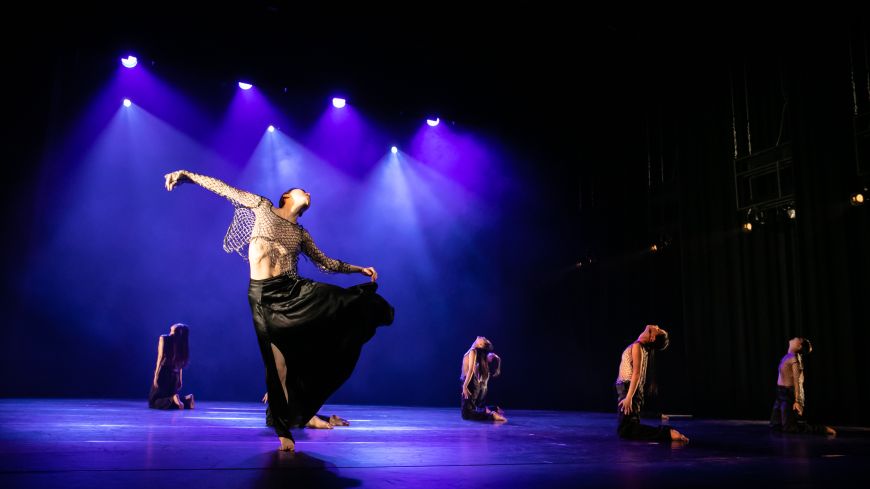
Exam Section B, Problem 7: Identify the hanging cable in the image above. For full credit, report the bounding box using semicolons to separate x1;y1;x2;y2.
646;114;652;192
850;33;859;116
659;107;665;184
776;58;789;147
743;62;752;155
729;68;739;159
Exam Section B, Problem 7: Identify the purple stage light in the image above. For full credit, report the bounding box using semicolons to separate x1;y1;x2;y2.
426;117;440;127
121;56;138;69
123;98;132;107
268;125;275;133
332;97;347;109
391;146;398;154
238;82;253;90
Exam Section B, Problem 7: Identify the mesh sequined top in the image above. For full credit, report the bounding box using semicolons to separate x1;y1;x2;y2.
777;353;806;405
615;341;649;387
186;172;355;279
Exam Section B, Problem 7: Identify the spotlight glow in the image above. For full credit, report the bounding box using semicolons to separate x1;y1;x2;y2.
121;56;138;69
332;97;347;109
268;125;275;133
742;222;753;233
391;146;398;154
851;193;865;206
238;82;253;90
123;98;132;107
426;117;440;127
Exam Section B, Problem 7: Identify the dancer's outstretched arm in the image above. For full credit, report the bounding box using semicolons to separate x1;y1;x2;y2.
488;353;501;378
617;343;642;414
152;336;165;388
300;228;378;281
461;350;476;399
164;170;262;208
791;360;805;416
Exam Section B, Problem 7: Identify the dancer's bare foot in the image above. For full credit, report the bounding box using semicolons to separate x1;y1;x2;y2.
278;436;295;452
825;426;837;436
328;415;350;427
492;412;508;422
172;394;184;409
305;415;333;429
670;429;689;442
184;394;195;409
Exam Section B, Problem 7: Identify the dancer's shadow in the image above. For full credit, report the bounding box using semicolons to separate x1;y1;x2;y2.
244;451;361;489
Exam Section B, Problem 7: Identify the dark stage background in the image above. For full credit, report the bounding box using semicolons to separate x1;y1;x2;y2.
2;11;867;426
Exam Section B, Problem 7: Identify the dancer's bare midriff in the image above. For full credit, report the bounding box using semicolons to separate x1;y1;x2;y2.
248;237;289;280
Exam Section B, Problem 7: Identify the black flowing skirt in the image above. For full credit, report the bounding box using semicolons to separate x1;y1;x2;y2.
148;365;187;409
248;275;394;438
770;386;829;435
461;378;499;421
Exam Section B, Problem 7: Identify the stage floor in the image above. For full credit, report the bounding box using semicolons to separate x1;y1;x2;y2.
0;399;866;488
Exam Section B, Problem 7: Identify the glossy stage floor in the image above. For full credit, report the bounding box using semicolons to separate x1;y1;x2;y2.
0;399;866;488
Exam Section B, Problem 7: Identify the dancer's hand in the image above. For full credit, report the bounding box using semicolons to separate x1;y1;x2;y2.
792;402;803;416
360;267;378;282
164;170;190;191
462;386;471;399
262;392;268;403
618;397;633;415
